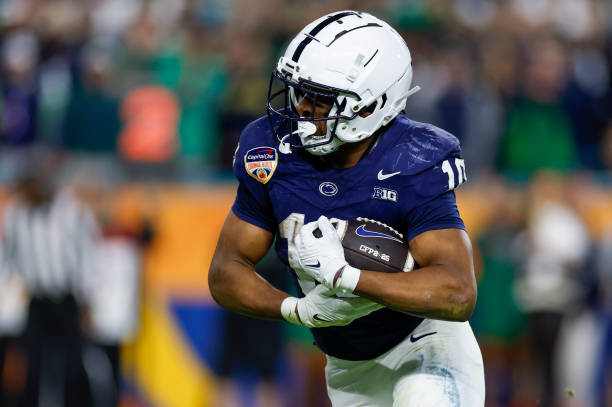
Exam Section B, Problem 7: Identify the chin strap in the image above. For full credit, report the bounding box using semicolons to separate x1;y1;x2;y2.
403;85;421;99
306;137;345;156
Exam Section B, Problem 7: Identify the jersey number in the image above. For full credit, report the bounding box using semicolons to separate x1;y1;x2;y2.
441;158;466;190
279;213;320;295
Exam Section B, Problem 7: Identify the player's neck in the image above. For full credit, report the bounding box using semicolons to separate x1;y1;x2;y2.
303;120;394;169
320;127;387;169
324;136;377;168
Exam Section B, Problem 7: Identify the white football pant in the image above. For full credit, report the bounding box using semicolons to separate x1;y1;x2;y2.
325;319;485;406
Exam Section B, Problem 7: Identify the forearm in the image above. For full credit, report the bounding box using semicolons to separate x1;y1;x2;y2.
352;265;476;321
209;260;291;320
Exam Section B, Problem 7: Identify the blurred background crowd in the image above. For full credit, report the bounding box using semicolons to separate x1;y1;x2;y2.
0;0;612;406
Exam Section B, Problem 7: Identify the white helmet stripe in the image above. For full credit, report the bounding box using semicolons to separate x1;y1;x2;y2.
326;22;381;47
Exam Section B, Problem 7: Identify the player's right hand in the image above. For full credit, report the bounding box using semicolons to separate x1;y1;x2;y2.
293;216;349;290
281;284;383;328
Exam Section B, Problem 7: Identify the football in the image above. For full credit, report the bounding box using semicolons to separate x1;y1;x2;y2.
316;217;414;273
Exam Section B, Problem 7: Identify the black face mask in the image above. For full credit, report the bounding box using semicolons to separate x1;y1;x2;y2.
266;69;362;150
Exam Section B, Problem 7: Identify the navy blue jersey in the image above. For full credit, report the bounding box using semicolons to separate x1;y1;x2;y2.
232;114;467;361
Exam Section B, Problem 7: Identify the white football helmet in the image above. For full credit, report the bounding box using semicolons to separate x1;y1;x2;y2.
267;10;420;155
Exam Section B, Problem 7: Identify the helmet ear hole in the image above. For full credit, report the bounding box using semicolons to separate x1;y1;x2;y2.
359;101;378;118
379;93;387;109
337;97;348;115
289;87;299;113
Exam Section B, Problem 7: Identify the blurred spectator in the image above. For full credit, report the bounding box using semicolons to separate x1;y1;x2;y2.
37;55;72;146
117;1;164;89
218;28;272;170
461;34;517;178
514;171;590;407
63;40;120;152
0;152;103;407
1;30;40;145
71;172;149;407
498;38;577;180
561;47;611;170
433;40;509;179
434;45;473;143
469;177;528;407
153;17;229;169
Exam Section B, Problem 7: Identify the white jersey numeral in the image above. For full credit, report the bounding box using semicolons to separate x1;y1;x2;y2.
441;158;467;190
279;212;305;242
279;213;317;294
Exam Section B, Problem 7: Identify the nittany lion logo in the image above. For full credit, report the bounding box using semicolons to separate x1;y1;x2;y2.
319;182;338;196
244;147;278;184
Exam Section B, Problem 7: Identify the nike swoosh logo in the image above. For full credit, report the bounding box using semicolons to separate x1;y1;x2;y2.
377;170;401;180
355;225;403;243
410;331;437;343
313;314;331;322
305;261;321;268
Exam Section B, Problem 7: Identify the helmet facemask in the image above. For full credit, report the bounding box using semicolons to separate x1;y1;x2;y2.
267;67;362;155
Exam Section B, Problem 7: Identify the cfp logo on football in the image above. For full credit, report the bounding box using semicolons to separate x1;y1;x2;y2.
359;244;391;262
372;187;397;202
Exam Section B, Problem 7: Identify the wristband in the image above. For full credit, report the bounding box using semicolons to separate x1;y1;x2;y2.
334;264;361;293
280;296;302;325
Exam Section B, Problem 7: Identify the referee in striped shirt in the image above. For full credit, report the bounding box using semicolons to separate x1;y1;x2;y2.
0;168;99;406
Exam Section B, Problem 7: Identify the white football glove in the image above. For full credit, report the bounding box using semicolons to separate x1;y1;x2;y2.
294;216;361;293
280;284;383;328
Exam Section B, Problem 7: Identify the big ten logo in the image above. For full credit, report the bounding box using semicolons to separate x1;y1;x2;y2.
372;187;398;202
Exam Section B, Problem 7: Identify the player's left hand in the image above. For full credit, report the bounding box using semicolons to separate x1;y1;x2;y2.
281;284;383;328
294;215;349;290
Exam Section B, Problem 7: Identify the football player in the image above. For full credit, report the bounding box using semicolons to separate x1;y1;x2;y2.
209;10;485;406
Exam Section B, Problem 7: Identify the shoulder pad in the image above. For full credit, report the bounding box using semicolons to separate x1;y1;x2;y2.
378;117;466;209
384;116;462;176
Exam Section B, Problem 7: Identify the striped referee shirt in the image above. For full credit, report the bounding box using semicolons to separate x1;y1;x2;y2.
0;189;99;301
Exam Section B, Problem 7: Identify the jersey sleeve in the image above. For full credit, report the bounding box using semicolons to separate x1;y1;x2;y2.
401;155;467;208
405;190;465;242
232;183;276;232
231;123;277;233
398;153;468;241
